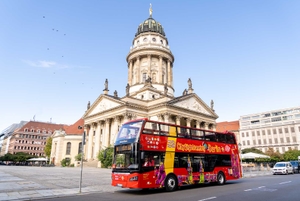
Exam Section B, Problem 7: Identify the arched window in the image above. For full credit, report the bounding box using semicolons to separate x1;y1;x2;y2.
78;142;82;154
66;142;71;155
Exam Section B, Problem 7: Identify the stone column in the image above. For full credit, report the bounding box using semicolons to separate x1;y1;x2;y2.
112;116;121;145
204;123;209;130
163;113;170;123
195;120;200;129
104;119;111;148
159;56;163;83
167;60;171;86
137;57;140;83
129;60;133;85
94;122;101;158
186;118;191;127
147;54;151;77
87;124;93;160
175;116;181;126
170;63;173;86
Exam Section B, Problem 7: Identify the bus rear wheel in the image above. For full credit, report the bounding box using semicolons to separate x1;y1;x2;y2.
217;172;226;185
165;174;178;192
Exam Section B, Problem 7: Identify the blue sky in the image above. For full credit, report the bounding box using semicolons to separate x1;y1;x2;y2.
1;0;300;131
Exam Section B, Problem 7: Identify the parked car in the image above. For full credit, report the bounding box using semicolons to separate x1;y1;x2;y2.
290;161;299;173
272;162;294;175
0;161;6;165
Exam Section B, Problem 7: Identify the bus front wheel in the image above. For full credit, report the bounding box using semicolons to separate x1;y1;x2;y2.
217;172;226;185
165;174;178;192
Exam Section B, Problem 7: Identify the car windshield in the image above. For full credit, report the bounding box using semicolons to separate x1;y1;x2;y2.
290;161;298;166
274;163;286;167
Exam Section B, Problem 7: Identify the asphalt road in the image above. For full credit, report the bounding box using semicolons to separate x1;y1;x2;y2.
43;174;300;201
0;165;297;201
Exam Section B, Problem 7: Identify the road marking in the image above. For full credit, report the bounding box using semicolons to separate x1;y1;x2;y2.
258;186;265;188
198;197;217;201
244;189;252;191
279;181;291;185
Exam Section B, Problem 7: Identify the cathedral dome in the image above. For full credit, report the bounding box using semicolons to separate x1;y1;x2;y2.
135;17;166;37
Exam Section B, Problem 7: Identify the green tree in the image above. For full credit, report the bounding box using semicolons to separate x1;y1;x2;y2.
75;153;83;161
14;152;32;162
265;148;283;162
242;147;263;154
97;146;113;168
283;149;300;161
61;158;71;167
44;137;52;158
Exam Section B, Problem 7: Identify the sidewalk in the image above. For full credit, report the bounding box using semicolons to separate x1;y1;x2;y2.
0;166;272;201
0;166;119;201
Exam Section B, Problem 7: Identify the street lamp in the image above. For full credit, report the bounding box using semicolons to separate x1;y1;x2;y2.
78;125;85;193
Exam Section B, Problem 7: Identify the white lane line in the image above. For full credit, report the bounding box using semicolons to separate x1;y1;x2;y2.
198;197;217;201
244;189;252;191
279;181;291;185
258;186;265;188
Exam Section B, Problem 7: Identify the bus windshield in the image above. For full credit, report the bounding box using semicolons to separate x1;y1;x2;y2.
115;120;143;145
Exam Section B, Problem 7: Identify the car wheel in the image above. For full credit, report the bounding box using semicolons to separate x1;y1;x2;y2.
217;172;226;185
164;174;178;192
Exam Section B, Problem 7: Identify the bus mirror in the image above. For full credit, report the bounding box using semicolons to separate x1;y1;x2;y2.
141;152;144;159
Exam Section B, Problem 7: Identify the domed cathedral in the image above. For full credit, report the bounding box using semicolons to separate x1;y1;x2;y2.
82;5;218;164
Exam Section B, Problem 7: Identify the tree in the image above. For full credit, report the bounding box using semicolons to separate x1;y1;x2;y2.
75;153;83;161
265;148;283;162
44;137;53;158
97;146;113;168
241;147;263;154
283;149;300;161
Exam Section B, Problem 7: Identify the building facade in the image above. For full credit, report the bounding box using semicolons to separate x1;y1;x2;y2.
1;121;65;157
50;119;83;166
239;106;300;153
0;121;28;156
81;8;218;164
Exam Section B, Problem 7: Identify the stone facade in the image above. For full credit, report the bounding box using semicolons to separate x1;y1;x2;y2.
82;11;218;162
239;106;300;153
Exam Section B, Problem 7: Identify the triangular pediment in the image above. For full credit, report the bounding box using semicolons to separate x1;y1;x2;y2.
85;95;124;117
168;94;217;117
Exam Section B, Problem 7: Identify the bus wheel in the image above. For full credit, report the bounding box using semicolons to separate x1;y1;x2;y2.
165;174;178;192
217;172;226;185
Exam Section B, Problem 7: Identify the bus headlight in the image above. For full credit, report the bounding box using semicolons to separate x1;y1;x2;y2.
129;176;138;181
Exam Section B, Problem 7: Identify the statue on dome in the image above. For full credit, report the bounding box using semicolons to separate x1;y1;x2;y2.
104;79;108;90
211;99;214;111
114;90;118;97
126;83;130;96
87;101;90;110
188;78;192;90
149;3;153;17
164;83;168;95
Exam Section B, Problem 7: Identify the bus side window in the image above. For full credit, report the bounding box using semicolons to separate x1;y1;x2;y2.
216;134;226;143
191;129;203;140
160;124;170;136
226;134;235;144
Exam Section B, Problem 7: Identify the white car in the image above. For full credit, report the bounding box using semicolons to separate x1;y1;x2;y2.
272;162;294;175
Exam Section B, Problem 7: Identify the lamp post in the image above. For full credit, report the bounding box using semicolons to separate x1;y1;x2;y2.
78;126;85;193
238;142;243;177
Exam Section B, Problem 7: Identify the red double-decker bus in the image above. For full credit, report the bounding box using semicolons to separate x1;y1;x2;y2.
111;118;241;191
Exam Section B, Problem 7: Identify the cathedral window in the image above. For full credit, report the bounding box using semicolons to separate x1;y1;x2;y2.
66;142;71;155
142;73;147;82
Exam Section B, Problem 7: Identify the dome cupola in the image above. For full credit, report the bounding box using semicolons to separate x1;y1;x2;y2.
135;4;166;37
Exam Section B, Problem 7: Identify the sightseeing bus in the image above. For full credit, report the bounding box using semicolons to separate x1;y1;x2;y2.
111;118;241;191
